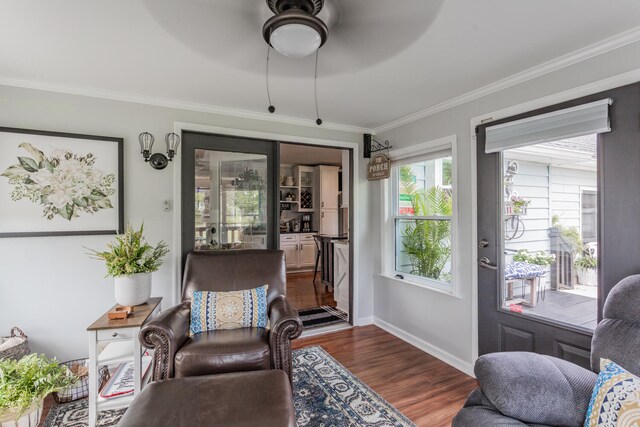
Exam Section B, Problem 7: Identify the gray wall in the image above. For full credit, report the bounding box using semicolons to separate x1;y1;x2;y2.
0;85;369;361
374;40;640;372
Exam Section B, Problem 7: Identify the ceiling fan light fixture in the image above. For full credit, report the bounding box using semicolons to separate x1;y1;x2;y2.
271;24;321;58
263;7;328;58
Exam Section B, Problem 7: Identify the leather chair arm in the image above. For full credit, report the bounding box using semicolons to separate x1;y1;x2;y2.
139;301;191;381
269;296;303;381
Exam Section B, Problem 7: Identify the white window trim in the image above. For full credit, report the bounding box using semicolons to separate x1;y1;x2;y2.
579;186;597;243
380;134;460;297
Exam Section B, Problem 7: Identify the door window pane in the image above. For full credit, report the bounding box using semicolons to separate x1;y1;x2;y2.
500;134;598;331
195;149;267;251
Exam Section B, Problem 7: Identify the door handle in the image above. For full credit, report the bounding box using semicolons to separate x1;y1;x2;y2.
479;257;499;271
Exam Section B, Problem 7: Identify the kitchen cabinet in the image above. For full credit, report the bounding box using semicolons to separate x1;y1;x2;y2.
319;210;339;236
280;233;316;270
313;166;340;234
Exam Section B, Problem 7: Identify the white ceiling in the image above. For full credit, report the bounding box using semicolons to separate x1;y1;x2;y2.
2;1;640;129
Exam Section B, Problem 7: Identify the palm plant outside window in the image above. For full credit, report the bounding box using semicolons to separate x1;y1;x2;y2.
392;156;453;285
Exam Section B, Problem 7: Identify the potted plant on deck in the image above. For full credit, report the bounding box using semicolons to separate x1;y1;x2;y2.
0;354;77;427
89;223;169;306
575;255;597;286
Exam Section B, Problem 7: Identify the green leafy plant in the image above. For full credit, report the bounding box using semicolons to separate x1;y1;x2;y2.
0;354;77;420
399;165;452;281
88;223;169;277
575;255;597;269
513;249;556;266
551;215;583;254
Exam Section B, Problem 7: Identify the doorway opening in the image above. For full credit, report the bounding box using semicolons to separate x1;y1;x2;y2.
279;142;352;330
501;134;598;331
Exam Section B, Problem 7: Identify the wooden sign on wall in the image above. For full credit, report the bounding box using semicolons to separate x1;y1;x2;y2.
368;154;391;180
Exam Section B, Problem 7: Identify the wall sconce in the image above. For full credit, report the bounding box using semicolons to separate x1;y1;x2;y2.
139;132;181;170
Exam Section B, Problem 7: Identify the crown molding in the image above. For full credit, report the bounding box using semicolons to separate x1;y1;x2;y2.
374;25;640;134
0;76;372;135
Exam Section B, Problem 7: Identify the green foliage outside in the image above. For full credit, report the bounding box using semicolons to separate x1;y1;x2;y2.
551;215;583;254
551;215;597;270
88;223;169;277
0;354;77;420
399;165;452;282
513;249;556;266
575;255;597;269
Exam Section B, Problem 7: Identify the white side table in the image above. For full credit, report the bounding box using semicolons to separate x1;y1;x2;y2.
87;297;162;427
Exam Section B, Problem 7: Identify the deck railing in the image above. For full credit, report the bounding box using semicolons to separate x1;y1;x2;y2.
549;227;575;290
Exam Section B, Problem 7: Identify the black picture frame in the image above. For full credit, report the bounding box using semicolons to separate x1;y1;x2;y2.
0;126;124;238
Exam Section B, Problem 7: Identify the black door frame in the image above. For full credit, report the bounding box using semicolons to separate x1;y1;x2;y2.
181;131;279;266
476;82;640;366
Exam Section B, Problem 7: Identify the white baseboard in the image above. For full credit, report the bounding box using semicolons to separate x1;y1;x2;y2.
356;316;374;326
373;317;475;378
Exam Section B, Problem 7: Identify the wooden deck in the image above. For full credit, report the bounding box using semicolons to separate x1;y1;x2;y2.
521;289;597;330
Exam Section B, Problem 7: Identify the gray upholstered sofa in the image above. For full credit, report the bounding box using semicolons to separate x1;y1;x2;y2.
453;274;640;427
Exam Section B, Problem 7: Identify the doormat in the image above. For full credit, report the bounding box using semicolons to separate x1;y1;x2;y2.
299;305;348;329
44;347;415;427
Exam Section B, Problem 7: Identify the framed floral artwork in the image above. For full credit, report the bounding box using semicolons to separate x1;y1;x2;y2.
0;127;123;237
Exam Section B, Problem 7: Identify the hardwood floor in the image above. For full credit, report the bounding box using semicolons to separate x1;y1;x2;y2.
286;271;337;311
40;325;476;427
293;325;478;427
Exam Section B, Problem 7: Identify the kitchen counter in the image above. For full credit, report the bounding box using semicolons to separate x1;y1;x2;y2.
280;230;317;234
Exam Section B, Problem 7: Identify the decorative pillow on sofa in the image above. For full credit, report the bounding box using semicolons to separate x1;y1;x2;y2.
189;285;269;334
584;358;640;427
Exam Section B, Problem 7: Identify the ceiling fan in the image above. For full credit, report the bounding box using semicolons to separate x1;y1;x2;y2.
143;0;443;76
262;0;328;58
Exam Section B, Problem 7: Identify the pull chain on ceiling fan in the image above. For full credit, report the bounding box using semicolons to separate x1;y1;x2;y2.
263;0;327;125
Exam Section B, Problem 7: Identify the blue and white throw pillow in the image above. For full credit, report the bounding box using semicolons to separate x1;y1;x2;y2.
190;285;269;334
584;359;640;426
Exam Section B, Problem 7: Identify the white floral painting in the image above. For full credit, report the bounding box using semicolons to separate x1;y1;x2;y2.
0;128;122;237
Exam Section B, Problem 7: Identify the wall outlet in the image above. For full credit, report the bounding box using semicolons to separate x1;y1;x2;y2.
162;200;171;212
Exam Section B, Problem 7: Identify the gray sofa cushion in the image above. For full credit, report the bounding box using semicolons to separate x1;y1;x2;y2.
474;352;597;426
591;274;640;376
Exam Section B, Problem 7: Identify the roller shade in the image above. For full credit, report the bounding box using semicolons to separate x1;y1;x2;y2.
391;145;452;167
485;98;612;154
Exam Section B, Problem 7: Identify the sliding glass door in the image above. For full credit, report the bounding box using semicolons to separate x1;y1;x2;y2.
181;132;278;263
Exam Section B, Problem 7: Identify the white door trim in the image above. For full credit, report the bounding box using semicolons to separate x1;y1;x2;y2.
170;122;363;324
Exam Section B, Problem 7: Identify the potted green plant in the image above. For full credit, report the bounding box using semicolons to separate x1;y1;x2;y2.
513;249;556;266
88;223;169;306
575;255;597;286
0;354;77;426
509;194;530;215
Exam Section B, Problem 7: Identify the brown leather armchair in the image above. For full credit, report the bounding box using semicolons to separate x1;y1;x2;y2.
139;250;303;383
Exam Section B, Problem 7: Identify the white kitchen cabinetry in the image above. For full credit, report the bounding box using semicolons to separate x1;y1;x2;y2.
319;210;339;236
333;241;349;314
313;166;340;234
280;233;316;270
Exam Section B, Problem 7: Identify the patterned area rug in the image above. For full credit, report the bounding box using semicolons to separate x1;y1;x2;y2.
45;346;415;427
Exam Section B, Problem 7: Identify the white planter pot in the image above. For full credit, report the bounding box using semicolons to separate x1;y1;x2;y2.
0;400;43;427
576;268;597;287
114;273;151;306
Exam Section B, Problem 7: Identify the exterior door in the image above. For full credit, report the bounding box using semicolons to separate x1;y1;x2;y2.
181;131;278;263
477;82;640;368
